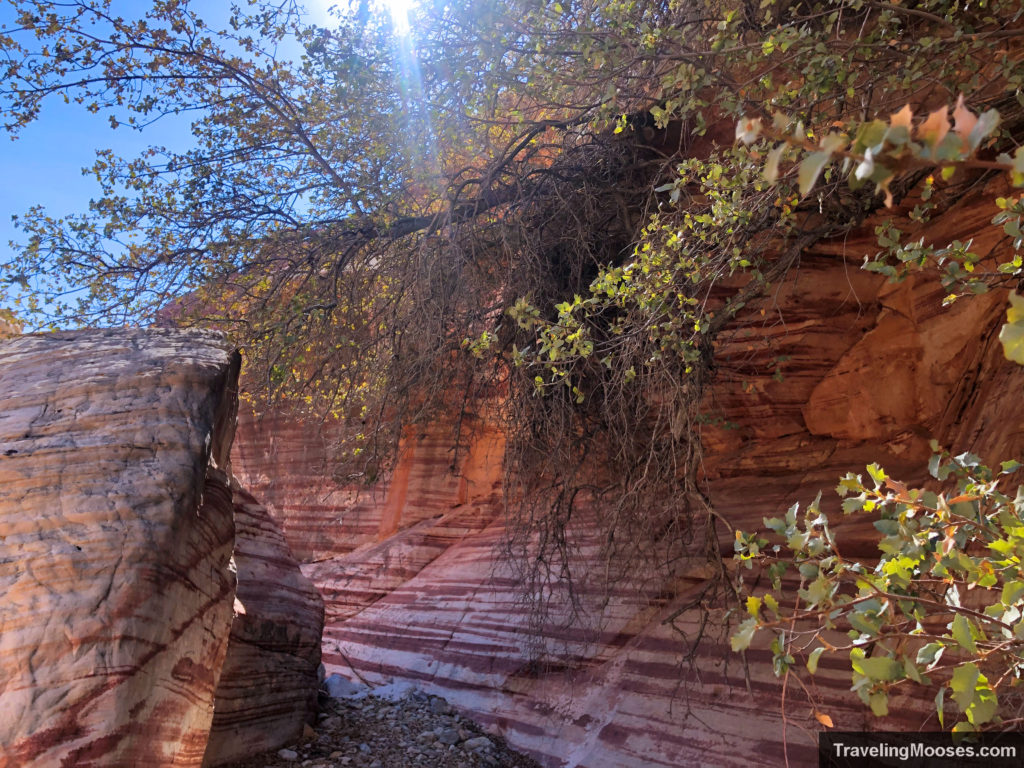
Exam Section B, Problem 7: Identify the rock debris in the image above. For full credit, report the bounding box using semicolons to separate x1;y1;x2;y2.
223;685;542;768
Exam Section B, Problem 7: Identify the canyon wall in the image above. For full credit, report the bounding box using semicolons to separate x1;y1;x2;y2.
0;329;323;768
232;179;1024;767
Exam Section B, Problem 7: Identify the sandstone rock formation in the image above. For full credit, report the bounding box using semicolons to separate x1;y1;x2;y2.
231;181;1024;767
0;329;240;767
0;328;323;768
203;489;325;767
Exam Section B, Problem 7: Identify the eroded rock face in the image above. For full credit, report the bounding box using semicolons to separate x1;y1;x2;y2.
0;328;324;768
232;183;1024;767
202;489;325;767
233;414;506;564
0;329;240;768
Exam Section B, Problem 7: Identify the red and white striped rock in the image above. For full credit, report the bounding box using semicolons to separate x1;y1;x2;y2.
233;184;1024;767
0;329;240;768
203;489;324;766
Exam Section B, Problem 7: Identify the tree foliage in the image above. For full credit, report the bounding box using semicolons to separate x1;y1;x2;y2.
735;450;1024;732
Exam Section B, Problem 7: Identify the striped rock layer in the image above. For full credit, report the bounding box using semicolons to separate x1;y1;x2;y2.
0;329;323;768
0;329;239;768
232;181;1024;767
203;488;325;767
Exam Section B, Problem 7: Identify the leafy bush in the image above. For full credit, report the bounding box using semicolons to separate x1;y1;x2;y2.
734;446;1024;731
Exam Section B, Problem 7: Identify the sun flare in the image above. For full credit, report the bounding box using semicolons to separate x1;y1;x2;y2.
382;0;414;34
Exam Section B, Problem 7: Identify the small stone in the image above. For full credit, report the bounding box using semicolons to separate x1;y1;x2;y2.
325;673;367;699
464;736;493;751
329;753;344;760
303;723;317;740
437;727;460;746
429;697;450;715
418;730;437;744
277;749;299;761
359;743;371;753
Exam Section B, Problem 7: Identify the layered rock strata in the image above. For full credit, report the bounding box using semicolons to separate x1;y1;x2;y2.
0;329;240;767
232;182;1024;766
0;328;324;768
203;489;324;767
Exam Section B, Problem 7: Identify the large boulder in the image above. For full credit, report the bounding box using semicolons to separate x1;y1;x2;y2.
0;329;240;767
202;489;324;766
0;328;325;768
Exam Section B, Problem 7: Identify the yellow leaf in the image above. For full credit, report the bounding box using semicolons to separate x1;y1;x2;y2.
1007;291;1024;324
889;104;913;131
815;711;834;728
918;106;950;147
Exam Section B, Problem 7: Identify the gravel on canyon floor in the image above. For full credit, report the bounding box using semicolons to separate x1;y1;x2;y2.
224;688;543;768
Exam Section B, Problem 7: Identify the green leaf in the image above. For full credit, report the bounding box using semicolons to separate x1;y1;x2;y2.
852;655;903;682
807;646;825;675
951;663;998;726
951;613;978;654
853;120;887;154
799;576;832;606
798;151;831;196
842;496;865;513
936;687;946;728
798;562;818;580
849;611;880;636
967;683;998;726
869;690;889;717
917;642;945;669
950;663;980;711
731;616;758;652
904;657;923;684
1002;580;1024;607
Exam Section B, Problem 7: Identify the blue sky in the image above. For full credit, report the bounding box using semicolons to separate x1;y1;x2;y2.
0;1;339;323
0;103;189;272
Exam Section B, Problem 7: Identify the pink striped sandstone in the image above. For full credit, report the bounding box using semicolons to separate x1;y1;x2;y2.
0;329;240;768
232;183;1024;767
202;489;324;766
0;329;324;768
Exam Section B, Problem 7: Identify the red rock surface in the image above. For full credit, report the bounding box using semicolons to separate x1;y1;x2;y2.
232;182;1024;767
203;489;325;767
0;329;240;768
0;329;325;768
